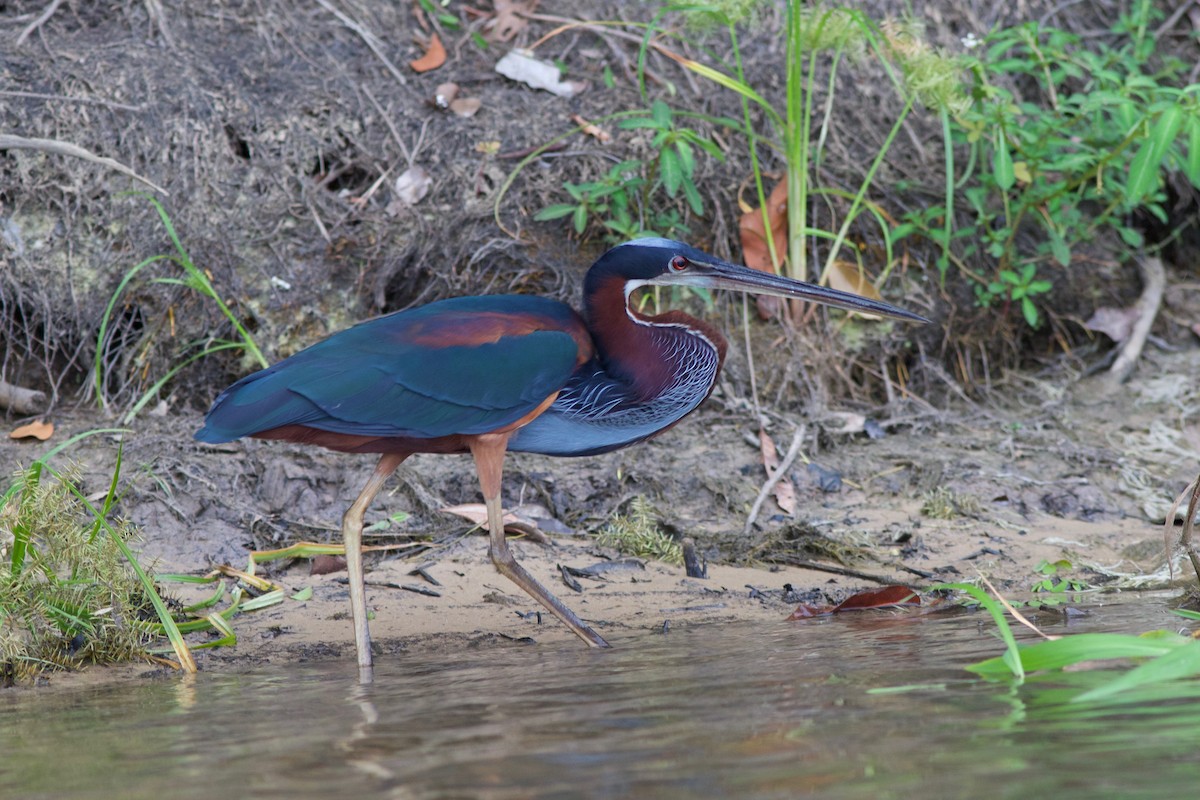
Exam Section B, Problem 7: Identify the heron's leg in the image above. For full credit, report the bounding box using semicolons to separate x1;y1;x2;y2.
470;434;611;648
343;452;408;676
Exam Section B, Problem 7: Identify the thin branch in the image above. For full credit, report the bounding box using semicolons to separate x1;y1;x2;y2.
0;134;168;195
15;0;63;47
313;0;409;89
744;426;806;535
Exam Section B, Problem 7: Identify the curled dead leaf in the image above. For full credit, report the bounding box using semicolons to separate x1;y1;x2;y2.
495;49;586;97
10;419;53;440
570;114;611;143
486;0;535;42
449;97;482;118
391;165;432;208
410;33;446;73
441;503;547;540
787;585;920;619
434;82;459;108
1084;306;1139;344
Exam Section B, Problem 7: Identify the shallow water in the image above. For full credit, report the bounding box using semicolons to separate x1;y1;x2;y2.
3;596;1198;799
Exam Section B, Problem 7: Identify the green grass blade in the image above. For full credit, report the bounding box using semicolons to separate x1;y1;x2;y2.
42;465;196;673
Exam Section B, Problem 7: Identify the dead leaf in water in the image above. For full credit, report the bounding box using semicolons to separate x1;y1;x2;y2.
410;33;446;73
10;419;53;440
787;585;920;619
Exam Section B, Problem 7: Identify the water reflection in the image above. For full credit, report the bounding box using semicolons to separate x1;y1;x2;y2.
2;598;1197;799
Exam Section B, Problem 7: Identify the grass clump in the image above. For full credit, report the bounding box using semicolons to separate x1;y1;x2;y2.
598;496;683;565
0;466;159;681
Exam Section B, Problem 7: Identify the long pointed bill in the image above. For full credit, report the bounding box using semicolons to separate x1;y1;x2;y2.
658;257;929;324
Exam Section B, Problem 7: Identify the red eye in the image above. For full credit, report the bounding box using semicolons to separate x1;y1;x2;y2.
669;255;689;272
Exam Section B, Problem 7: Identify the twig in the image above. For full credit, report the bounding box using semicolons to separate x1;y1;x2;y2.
762;554;903;585
1103;255;1165;389
0;134;167;195
0;90;143;113
978;572;1056;640
1163;473;1200;584
313;0;408;89
15;0;63;47
744;426;806;535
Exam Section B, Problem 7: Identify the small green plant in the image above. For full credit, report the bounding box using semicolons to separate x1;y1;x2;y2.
895;0;1200;328
975;264;1054;328
646;3;963;290
0;457;188;680
922;582;1200;704
598;496;683;565
535;101;723;243
95;194;267;422
1029;558;1091;601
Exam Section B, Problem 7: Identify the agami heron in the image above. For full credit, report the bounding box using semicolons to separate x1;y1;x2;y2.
196;238;926;671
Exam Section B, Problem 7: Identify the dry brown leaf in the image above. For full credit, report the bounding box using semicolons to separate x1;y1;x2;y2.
570;113;611;143
449;97;482;118
10;419;53;440
826;259;882;301
738;179;788;274
738;179;788;320
758;429;796;516
410;33;446;73
434;82;459;108
440;503;545;540
311;554;346;575
486;0;536;42
1085;306;1140;344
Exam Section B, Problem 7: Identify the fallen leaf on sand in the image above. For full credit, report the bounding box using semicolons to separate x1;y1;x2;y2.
410;33;446;73
10;419;53;440
441;503;548;541
311;554;346;575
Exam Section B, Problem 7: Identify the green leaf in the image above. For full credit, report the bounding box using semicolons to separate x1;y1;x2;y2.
618;117;662;131
682;176;703;215
1050;233;1070;267
534;204;579;222
652;99;672;128
1127;104;1184;205
675;139;695;177
572;204;587;234
992;127;1015;191
1118;226;1144;247
1074;641;1200;704
1021;296;1039;327
660;147;682;196
1186;116;1200;189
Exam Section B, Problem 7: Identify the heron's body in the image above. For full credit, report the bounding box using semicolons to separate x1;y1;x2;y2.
196;238;926;678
